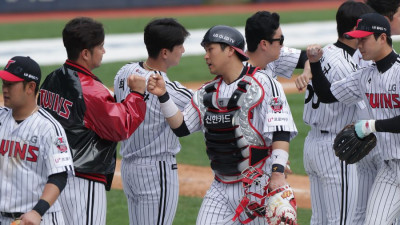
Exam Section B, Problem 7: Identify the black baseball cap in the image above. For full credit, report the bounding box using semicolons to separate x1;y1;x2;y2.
0;56;41;85
344;13;391;39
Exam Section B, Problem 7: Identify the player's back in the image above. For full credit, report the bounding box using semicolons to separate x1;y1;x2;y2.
114;62;192;158
303;43;361;133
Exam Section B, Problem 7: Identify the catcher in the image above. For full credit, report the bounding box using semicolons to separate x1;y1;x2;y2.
147;24;298;225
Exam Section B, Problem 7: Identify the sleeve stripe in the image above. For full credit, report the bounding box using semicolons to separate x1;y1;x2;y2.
166;81;193;100
265;74;279;97
38;108;63;136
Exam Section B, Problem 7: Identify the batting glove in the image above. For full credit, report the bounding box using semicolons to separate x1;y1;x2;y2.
355;120;376;139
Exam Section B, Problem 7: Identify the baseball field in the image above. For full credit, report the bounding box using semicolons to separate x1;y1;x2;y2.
2;1;400;224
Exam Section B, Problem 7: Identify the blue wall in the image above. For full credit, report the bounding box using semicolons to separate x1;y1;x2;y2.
0;0;203;13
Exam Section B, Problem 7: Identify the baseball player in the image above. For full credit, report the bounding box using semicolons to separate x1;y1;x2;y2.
0;56;74;225
147;25;298;224
113;18;192;225
295;2;375;224
38;17;147;225
308;13;400;225
244;11;311;93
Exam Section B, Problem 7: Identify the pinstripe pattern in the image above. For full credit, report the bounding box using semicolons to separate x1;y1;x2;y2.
364;160;400;225
0;107;73;216
182;68;297;224
303;43;363;225
331;54;400;224
121;155;179;225
114;62;189;225
332;58;400;160
267;46;301;79
184;70;297;144
304;129;358;225
59;176;106;225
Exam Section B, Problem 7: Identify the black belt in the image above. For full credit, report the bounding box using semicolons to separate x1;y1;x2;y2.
321;130;329;134
1;212;23;219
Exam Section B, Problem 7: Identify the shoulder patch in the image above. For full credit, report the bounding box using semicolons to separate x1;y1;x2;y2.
269;97;283;112
55;137;68;153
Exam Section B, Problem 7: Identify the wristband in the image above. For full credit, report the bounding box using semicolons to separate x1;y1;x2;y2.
130;90;145;97
271;149;289;167
32;199;50;217
159;92;179;118
272;164;285;173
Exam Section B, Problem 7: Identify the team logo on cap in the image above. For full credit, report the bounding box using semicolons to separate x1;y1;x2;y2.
212;33;235;44
5;60;15;70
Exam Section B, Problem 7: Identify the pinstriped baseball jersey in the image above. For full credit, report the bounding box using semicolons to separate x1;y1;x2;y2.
267;46;301;79
0;107;74;213
244;47;301;80
114;62;193;158
183;67;297;145
304;43;365;133
332;54;400;160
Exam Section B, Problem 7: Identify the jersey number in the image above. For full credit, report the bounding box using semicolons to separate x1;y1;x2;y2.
304;84;320;109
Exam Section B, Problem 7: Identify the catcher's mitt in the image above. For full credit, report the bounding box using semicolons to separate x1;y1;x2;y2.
266;185;297;225
333;124;377;164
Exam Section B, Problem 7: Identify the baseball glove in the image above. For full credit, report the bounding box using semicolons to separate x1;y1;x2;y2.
266;185;297;225
333;124;377;164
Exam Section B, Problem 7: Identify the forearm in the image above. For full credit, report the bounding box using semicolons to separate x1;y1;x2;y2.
310;62;338;103
296;50;308;69
158;92;185;129
376;115;400;133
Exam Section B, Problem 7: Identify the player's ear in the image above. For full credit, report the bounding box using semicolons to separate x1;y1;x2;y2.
24;81;36;95
160;48;168;60
81;49;91;61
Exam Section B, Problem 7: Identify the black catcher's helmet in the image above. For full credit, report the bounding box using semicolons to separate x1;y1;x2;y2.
201;25;248;61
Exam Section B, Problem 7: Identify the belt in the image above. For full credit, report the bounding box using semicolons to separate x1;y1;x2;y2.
320;130;329;134
1;212;23;219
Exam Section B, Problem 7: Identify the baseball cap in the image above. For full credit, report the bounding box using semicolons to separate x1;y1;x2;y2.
0;56;41;85
344;13;391;39
201;25;249;61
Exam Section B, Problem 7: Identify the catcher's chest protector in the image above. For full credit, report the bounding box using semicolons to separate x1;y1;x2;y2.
192;67;271;183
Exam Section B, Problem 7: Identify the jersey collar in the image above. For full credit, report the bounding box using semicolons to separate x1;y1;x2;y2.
375;51;398;73
334;41;356;56
64;60;100;82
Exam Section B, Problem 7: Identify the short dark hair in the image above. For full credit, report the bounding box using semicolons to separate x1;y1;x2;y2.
366;0;400;21
245;11;280;53
144;18;190;59
336;1;375;38
62;17;105;61
373;32;393;45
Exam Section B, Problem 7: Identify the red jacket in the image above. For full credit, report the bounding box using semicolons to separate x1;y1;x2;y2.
38;60;146;190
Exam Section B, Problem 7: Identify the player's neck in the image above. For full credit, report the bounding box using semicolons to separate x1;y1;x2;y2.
221;61;245;84
144;58;167;73
12;101;38;121
338;37;357;50
246;51;269;69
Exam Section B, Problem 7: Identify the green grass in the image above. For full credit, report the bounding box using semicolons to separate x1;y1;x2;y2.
106;189;312;225
0;9;336;41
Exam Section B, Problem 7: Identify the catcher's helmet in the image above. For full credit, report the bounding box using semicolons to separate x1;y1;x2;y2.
201;25;249;61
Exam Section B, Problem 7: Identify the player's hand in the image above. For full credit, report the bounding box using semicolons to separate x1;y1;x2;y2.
355;120;376;139
128;75;146;95
269;172;287;191
147;73;167;97
295;73;311;92
306;44;323;63
19;210;41;225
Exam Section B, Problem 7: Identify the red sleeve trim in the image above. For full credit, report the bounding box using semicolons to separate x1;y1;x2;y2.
75;172;107;184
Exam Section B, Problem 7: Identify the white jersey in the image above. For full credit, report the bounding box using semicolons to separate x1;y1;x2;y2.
267;46;301;79
304;43;366;133
332;55;400;160
114;62;193;158
0;107;74;213
244;46;301;80
183;67;298;145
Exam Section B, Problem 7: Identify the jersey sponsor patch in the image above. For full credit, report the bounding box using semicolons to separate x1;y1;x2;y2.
55;137;68;153
52;153;72;168
266;113;289;126
269;97;284;112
